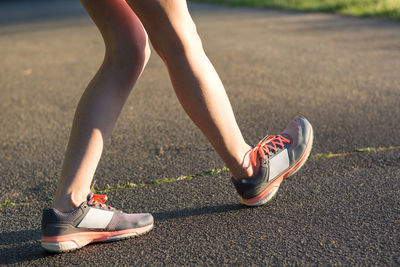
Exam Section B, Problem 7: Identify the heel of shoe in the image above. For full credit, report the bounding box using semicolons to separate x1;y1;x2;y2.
241;186;279;206
41;240;80;253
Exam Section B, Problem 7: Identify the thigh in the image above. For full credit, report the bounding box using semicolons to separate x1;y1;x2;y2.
81;0;148;51
126;0;200;56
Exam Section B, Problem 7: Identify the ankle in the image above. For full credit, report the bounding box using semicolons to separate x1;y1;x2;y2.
52;191;89;212
230;145;260;180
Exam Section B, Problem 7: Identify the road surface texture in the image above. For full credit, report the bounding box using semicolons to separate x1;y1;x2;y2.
0;0;399;265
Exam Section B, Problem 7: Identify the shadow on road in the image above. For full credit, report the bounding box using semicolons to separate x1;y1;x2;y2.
0;229;41;245
0;0;87;27
0;203;250;264
0;229;54;265
153;203;251;221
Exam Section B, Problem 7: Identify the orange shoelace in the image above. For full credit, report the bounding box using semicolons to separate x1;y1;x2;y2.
88;194;114;210
250;135;291;166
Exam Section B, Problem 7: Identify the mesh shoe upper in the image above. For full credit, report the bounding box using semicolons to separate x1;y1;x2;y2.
42;193;153;237
232;116;313;200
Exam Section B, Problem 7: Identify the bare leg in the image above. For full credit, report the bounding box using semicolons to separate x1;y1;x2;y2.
126;0;257;179
52;0;150;212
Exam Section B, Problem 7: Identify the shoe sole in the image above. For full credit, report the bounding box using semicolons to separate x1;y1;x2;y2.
41;223;154;253
241;126;314;206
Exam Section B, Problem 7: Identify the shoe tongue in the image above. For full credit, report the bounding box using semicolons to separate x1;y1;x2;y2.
280;133;293;146
87;192;94;202
260;135;290;154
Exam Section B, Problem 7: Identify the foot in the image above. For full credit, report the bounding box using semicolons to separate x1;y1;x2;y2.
41;193;153;253
232;116;313;206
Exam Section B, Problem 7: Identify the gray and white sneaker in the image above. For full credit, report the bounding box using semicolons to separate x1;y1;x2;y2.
41;193;153;253
232;116;313;206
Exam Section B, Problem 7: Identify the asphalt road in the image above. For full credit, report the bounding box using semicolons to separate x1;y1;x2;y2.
0;0;399;265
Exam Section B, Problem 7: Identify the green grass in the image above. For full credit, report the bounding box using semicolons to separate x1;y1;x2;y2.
191;0;400;20
94;167;231;194
1;200;19;207
311;145;400;159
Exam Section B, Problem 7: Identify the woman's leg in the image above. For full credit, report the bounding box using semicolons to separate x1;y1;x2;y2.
126;0;256;179
52;0;150;212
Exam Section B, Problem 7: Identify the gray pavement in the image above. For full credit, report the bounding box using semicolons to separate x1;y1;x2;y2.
0;0;399;265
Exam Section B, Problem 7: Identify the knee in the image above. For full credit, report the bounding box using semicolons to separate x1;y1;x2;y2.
105;30;151;75
131;33;151;67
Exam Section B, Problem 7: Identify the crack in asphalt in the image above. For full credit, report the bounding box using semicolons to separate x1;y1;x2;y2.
1;145;399;208
93;166;230;194
311;145;400;159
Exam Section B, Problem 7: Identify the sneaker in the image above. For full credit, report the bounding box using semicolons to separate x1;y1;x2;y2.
232;116;313;206
41;193;154;253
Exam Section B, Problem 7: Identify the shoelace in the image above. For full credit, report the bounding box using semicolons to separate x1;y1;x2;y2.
250;135;291;166
88;194;114;210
